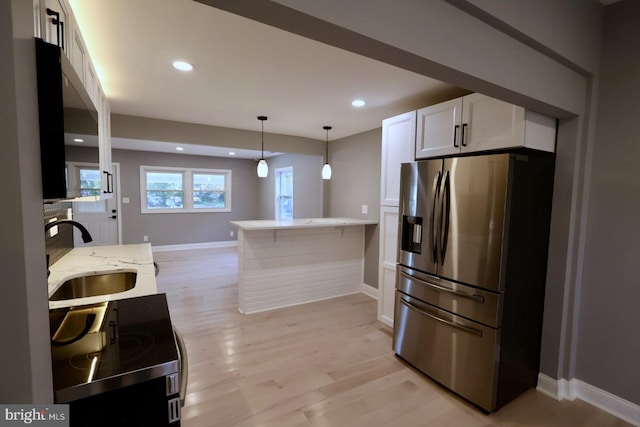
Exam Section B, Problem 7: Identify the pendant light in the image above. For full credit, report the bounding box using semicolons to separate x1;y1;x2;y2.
322;125;332;180
257;116;268;178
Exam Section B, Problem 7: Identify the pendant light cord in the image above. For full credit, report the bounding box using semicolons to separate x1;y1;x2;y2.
323;125;332;163
258;116;268;159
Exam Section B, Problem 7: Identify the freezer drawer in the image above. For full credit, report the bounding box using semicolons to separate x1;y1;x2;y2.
393;291;500;412
396;266;503;327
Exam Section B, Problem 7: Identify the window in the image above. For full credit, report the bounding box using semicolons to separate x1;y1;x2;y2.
141;166;231;213
193;173;226;209
275;166;293;220
67;163;106;212
145;171;184;210
78;168;102;197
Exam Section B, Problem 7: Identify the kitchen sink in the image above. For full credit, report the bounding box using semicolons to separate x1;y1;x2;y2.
49;271;137;301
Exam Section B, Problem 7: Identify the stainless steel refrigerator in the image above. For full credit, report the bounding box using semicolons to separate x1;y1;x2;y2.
393;152;555;412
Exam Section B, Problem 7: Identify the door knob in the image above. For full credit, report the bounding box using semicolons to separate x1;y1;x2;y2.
110;215;117;219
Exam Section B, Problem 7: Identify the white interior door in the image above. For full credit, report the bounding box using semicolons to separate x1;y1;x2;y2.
72;163;120;246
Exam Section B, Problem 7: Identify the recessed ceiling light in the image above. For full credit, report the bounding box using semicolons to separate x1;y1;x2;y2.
73;138;84;143
176;147;184;151
229;152;236;156
172;61;193;71
351;99;366;107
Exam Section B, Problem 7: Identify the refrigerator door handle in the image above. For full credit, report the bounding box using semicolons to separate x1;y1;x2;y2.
439;170;451;264
430;171;443;263
399;296;483;337
399;270;485;303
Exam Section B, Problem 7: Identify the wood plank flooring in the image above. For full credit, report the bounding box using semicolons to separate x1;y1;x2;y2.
154;247;631;427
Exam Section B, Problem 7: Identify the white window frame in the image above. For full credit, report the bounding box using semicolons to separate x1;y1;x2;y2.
275;166;293;220
140;165;232;214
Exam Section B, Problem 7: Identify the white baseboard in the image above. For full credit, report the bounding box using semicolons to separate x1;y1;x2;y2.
362;283;378;300
537;374;640;426
151;240;238;252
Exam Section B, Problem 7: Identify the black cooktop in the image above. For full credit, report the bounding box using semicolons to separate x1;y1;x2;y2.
49;293;179;403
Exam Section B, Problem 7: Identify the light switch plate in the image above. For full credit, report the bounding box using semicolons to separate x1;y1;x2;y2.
361;204;368;214
122;197;130;204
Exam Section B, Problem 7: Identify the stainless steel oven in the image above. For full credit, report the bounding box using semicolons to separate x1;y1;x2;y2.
49;294;184;426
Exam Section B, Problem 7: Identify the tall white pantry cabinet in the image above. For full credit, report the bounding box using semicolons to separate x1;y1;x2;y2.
378;111;416;327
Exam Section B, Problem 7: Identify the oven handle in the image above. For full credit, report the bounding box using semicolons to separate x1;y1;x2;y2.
399;296;483;337
173;326;188;407
400;270;485;303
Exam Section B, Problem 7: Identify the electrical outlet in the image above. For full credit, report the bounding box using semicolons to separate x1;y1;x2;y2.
361;204;368;214
230;230;234;237
47;217;59;237
143;235;148;242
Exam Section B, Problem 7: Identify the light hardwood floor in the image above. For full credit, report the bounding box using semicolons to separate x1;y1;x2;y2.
154;247;631;427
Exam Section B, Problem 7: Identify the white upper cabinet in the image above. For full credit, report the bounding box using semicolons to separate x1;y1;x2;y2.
416;98;463;158
36;0;113;200
381;111;416;206
416;93;556;159
70;15;86;85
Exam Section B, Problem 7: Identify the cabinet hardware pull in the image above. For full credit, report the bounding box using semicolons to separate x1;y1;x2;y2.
453;124;460;148
461;123;468;147
46;8;64;51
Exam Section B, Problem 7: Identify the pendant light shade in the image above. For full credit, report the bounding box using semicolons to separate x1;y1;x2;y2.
257;159;268;178
257;116;268;178
322;125;332;180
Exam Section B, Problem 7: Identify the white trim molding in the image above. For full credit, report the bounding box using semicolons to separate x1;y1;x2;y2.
537;374;640;426
362;284;378;300
152;240;238;252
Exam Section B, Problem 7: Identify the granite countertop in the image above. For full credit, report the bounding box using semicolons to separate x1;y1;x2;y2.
48;243;158;309
230;217;378;231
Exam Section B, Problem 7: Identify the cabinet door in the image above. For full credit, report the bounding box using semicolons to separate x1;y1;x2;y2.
69;15;86;83
381;111;416;206
378;206;399;327
461;93;525;153
416;98;462;159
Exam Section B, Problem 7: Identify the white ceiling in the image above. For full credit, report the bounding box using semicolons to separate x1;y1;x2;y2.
67;0;457;156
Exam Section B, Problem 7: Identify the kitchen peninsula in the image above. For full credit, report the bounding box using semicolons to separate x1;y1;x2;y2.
231;218;377;314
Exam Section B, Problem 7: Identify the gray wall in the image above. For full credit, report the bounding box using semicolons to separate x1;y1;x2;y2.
326;128;382;288
257;153;324;220
115;149;260;246
68;146;260;246
0;0;53;403
576;0;640;404
68;147;326;246
113;114;325;156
